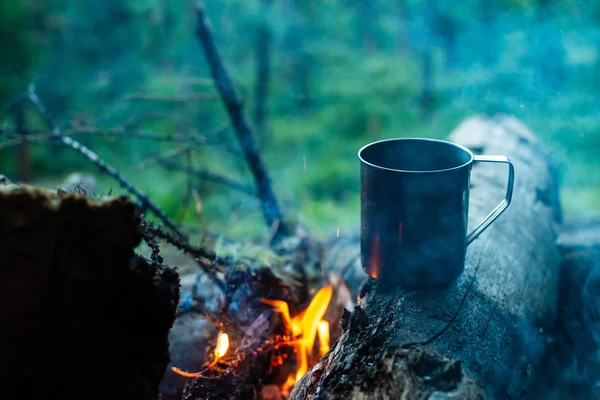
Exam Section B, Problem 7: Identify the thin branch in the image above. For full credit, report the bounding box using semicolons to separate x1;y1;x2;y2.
0;127;200;143
122;92;219;102
25;86;186;239
175;150;195;222
141;221;226;292
178;77;215;86
158;158;255;195
0;134;48;151
0;125;242;156
133;142;201;171
195;2;290;242
14;102;31;182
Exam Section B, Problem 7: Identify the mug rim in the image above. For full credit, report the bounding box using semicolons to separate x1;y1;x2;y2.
358;137;474;174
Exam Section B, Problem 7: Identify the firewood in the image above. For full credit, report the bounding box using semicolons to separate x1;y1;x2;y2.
167;231;350;400
291;114;563;399
528;218;600;399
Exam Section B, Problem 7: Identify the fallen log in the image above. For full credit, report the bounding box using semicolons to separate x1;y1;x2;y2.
0;181;179;400
529;218;600;399
292;114;562;399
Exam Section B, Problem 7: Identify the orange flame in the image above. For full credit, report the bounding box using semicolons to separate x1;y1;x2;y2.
172;332;229;378
214;332;229;358
317;321;330;355
367;233;381;279
262;284;333;391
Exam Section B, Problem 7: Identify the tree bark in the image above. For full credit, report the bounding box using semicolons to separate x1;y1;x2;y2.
529;218;600;399
292;114;562;399
0;182;179;400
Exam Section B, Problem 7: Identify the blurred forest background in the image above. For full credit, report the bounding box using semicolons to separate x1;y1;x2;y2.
1;0;599;241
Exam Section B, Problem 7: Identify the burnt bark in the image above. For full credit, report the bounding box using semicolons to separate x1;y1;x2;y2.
0;182;179;400
292;114;562;399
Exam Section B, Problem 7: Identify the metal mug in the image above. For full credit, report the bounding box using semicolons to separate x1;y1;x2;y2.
359;138;514;290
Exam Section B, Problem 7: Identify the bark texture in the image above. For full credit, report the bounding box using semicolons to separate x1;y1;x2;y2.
292;114;562;399
529;218;600;399
0;182;179;400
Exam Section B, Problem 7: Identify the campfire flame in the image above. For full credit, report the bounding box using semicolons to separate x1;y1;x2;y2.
261;284;333;389
171;332;229;378
171;285;333;395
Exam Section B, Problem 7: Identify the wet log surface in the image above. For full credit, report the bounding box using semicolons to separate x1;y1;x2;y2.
291;114;563;400
0;182;179;400
529;218;600;399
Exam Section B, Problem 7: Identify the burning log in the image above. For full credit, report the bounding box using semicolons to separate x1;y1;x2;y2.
0;181;179;400
162;231;352;400
292;114;563;399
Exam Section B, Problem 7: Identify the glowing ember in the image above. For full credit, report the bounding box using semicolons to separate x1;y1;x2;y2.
367;232;381;279
171;332;229;378
262;284;333;390
215;332;229;358
172;285;333;394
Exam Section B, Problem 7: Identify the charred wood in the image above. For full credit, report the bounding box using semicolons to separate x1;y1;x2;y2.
0;182;179;400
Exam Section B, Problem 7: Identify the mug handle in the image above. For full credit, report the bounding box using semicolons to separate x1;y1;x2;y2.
466;155;515;245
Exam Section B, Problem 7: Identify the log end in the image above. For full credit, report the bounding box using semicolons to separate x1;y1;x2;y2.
0;185;180;400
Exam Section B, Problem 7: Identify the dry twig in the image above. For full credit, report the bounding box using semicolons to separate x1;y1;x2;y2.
25;85;186;239
141;220;226;292
158;158;255;195
133;143;201;171
123;92;219;102
195;2;289;242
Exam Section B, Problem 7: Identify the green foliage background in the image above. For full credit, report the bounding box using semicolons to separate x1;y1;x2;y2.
1;0;599;241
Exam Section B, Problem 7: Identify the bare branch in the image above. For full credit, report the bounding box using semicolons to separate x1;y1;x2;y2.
0;134;48;151
158;158;255;195
133;142;201;171
25;86;187;239
122;92;219;102
195;2;290;241
14;102;31;182
0;127;206;142
0;125;243;156
140;221;226;292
